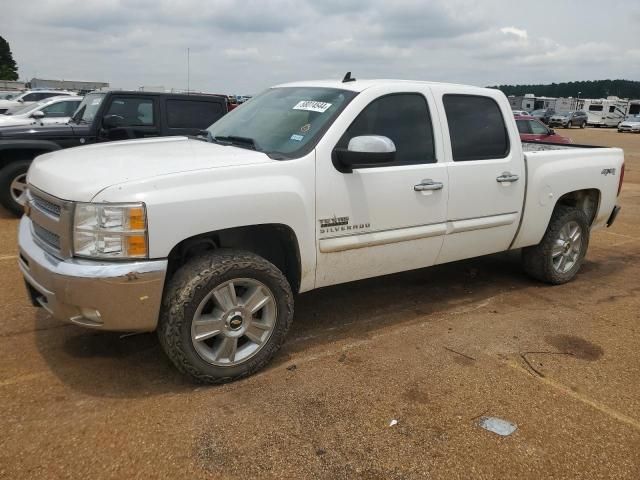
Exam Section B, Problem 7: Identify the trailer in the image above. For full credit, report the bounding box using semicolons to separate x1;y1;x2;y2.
582;97;628;127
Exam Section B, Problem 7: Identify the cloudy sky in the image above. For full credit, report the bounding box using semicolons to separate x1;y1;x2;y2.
2;0;639;94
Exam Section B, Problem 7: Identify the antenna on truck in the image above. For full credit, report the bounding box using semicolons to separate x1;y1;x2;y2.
342;72;356;83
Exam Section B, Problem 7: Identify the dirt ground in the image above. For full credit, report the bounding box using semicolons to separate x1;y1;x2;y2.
1;128;639;479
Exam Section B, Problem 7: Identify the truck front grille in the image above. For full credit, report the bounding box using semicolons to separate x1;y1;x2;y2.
26;186;73;258
32;221;61;249
31;193;62;218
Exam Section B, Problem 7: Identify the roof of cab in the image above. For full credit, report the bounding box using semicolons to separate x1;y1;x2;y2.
273;78;493;94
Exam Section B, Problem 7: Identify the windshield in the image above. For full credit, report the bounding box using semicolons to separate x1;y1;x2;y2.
531;109;545;115
70;93;105;124
206;87;357;158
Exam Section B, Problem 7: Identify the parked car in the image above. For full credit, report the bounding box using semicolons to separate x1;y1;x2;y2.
0;90;229;215
617;115;640;133
531;108;555;124
0;96;82;128
548;111;588;128
512;110;529;116
515;115;572;144
18;79;624;383
0;91;20;100
0;90;75;115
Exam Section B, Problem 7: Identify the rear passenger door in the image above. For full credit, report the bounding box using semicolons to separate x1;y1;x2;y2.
435;92;525;264
161;97;227;136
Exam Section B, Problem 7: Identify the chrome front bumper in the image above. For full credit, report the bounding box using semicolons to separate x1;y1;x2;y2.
18;216;168;331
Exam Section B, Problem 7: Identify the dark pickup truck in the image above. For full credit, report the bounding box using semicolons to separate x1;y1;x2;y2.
0;90;228;215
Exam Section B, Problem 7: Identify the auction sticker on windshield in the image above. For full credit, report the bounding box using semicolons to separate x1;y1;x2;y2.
293;101;332;113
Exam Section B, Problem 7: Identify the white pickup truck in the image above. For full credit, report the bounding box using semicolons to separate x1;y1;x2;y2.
18;78;624;383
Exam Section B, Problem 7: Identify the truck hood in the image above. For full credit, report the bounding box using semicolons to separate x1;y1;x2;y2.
28;136;275;201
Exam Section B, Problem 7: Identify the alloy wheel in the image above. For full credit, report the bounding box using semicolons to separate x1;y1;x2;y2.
551;220;583;273
190;278;277;366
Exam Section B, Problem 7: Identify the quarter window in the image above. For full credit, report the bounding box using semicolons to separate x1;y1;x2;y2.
336;93;436;165
443;95;510;161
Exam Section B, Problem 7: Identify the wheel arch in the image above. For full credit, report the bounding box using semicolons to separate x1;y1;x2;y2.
0;141;61;169
165;223;303;294
554;188;601;227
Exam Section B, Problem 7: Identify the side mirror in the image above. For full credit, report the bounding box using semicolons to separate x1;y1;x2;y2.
31;111;45;119
548;129;555;135
334;135;396;173
17;99;24;103
102;114;124;129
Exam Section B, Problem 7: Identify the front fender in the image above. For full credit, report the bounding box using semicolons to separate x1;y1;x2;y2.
93;157;317;292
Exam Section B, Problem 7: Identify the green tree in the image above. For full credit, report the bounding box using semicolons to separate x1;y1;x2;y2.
0;36;18;81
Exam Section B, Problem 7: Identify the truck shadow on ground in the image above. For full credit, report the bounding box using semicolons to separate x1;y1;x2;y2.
33;248;628;399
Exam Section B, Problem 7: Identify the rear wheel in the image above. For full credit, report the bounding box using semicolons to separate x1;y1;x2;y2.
0;160;31;216
522;206;590;284
158;250;294;384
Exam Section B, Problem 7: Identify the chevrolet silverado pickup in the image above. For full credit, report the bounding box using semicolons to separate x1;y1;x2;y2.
0;90;228;216
18;78;624;383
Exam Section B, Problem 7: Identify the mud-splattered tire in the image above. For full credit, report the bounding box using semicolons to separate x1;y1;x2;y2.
158;250;294;384
522;206;590;285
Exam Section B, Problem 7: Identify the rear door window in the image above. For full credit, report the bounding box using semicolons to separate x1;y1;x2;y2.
104;97;155;126
166;99;224;129
529;120;548;135
443;95;510;161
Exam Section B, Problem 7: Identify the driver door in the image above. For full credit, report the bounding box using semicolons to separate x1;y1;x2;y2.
314;88;448;287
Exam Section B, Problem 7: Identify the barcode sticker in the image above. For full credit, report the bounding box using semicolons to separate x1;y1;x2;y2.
293;101;332;113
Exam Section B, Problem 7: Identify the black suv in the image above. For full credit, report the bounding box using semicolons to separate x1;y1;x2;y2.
0;91;228;215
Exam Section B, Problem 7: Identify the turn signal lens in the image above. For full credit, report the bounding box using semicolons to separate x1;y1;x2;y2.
128;206;146;230
126;235;147;257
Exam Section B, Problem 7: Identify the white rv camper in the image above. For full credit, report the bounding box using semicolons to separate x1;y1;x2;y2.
583;96;628;127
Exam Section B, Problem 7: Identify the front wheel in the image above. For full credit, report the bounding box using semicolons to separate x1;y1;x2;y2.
581;122;586;129
158;250;294;384
522;206;590;284
0;160;31;216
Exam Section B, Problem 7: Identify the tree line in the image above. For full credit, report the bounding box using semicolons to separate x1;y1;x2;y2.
489;80;640;99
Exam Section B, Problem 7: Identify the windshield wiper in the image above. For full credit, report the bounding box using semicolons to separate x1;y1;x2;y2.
213;135;260;151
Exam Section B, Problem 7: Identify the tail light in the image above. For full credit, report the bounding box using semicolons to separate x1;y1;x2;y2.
618;163;625;197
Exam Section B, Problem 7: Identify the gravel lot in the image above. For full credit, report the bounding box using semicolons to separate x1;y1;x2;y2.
1;128;639;479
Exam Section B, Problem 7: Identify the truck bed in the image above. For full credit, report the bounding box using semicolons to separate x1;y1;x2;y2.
522;141;605;152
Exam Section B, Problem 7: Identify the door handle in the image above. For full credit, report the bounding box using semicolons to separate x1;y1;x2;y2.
414;180;444;192
496;173;519;183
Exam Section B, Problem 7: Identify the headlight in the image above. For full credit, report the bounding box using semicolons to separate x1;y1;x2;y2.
73;203;148;259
